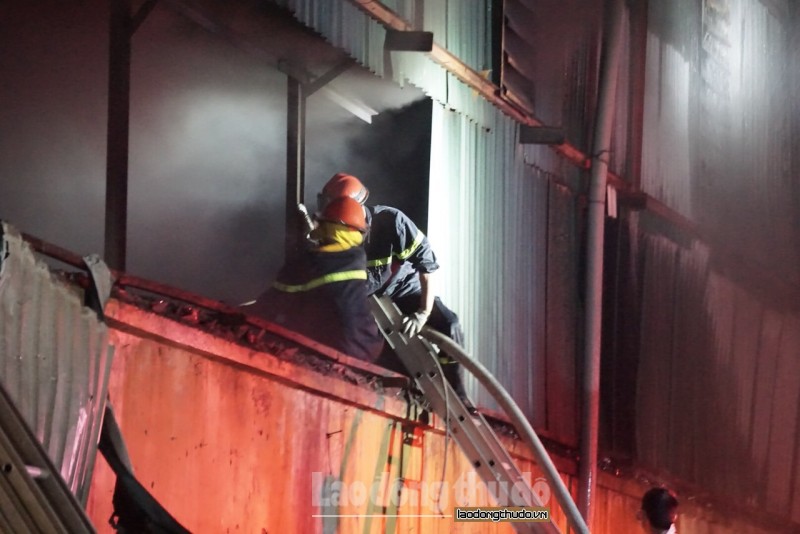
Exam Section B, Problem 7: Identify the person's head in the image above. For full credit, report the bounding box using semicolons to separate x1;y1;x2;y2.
317;173;369;213
313;196;368;248
639;487;678;532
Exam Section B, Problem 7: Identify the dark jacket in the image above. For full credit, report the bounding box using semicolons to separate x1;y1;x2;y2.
364;205;439;298
252;246;384;362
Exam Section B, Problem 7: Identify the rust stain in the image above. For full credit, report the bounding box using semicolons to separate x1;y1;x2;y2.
251;388;272;415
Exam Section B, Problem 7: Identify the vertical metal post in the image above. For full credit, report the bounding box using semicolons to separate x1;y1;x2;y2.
285;76;306;255
104;0;131;271
578;0;626;527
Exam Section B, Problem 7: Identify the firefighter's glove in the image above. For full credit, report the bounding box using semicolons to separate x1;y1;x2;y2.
401;310;430;338
297;203;316;236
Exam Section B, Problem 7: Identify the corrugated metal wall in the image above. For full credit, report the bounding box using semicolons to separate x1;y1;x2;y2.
635;226;800;521
629;0;800;523
428;105;582;447
381;0;494;73
284;0;492;75
501;0;635;178
641;0;800;284
623;221;800;522
276;0;498;127
0;223;113;501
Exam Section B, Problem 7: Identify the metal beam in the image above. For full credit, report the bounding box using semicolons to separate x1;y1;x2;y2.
285;77;306;256
384;29;433;51
104;0;132;271
519;125;566;145
305;58;353;97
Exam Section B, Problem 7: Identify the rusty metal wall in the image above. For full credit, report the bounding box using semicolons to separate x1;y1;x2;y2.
89;299;568;533
0;222;113;501
86;298;785;533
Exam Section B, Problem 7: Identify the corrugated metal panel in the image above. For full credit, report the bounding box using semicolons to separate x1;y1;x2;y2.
635;235;679;469
275;0;497;127
764;315;800;517
544;183;580;446
633;228;800;522
368;0;491;73
0;223;113;500
640;32;693;215
0;381;95;532
443;0;490;72
428;103;580;445
629;0;800;517
641;0;800;285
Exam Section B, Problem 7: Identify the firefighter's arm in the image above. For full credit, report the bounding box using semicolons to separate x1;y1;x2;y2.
418;271;435;316
401;271;434;337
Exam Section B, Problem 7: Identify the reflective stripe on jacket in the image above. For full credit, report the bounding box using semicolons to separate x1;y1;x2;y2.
273;270;366;292
253;246;383;362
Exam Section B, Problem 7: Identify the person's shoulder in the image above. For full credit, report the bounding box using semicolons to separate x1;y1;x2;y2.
371;204;413;223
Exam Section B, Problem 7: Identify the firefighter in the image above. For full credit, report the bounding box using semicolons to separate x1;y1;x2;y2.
317;173;476;413
248;196;384;363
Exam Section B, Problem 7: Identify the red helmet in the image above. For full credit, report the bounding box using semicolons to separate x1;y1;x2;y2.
320;173;369;205
317;196;368;232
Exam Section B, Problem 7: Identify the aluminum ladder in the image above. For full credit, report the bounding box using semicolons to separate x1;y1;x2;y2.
370;295;561;534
